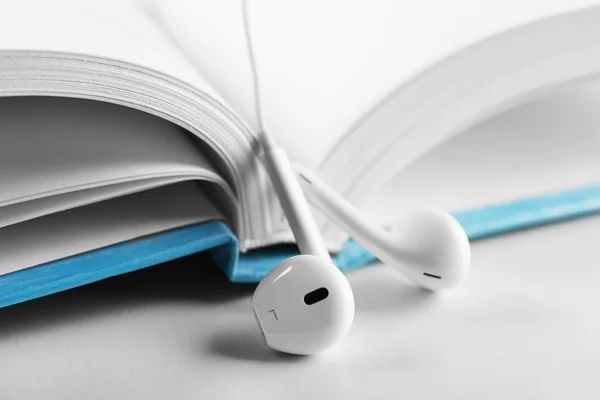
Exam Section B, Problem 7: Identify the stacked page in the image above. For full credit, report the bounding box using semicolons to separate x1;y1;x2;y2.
0;0;278;251
0;96;232;274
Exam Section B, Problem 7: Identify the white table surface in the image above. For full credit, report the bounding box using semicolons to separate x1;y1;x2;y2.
1;212;600;399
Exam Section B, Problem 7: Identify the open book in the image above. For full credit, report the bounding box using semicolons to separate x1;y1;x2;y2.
3;0;600;306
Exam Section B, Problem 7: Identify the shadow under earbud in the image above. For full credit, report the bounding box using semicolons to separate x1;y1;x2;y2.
207;326;310;364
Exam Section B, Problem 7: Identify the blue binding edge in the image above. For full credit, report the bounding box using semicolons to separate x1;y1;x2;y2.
0;221;238;308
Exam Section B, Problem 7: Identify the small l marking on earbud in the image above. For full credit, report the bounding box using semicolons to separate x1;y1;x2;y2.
423;272;441;279
268;309;278;321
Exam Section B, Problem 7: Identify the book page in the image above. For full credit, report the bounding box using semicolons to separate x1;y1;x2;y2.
149;0;261;132
245;0;600;169
365;81;600;223
0;182;223;276
0;0;223;102
154;0;598;168
0;96;230;206
0;177;184;228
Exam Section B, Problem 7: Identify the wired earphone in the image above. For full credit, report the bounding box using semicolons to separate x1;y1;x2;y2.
243;1;471;355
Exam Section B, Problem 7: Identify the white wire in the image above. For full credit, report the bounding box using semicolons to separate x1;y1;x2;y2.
241;0;277;151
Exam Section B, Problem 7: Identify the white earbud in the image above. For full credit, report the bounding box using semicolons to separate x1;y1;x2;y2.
252;255;354;355
295;164;471;291
244;0;352;355
251;138;355;355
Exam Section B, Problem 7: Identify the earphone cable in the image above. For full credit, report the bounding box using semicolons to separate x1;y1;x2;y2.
241;0;276;151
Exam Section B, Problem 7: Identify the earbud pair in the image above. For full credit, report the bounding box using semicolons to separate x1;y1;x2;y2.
242;0;469;356
251;141;471;355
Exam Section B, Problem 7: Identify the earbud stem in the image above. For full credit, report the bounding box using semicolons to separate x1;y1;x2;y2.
261;148;331;261
295;164;399;260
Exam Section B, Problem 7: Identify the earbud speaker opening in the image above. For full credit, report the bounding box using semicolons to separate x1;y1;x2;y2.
304;287;329;305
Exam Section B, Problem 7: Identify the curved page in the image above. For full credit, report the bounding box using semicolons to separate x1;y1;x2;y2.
366;82;600;223
149;0;261;132
0;182;223;276
0;97;231;206
247;0;600;168
0;177;184;228
0;0;222;102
